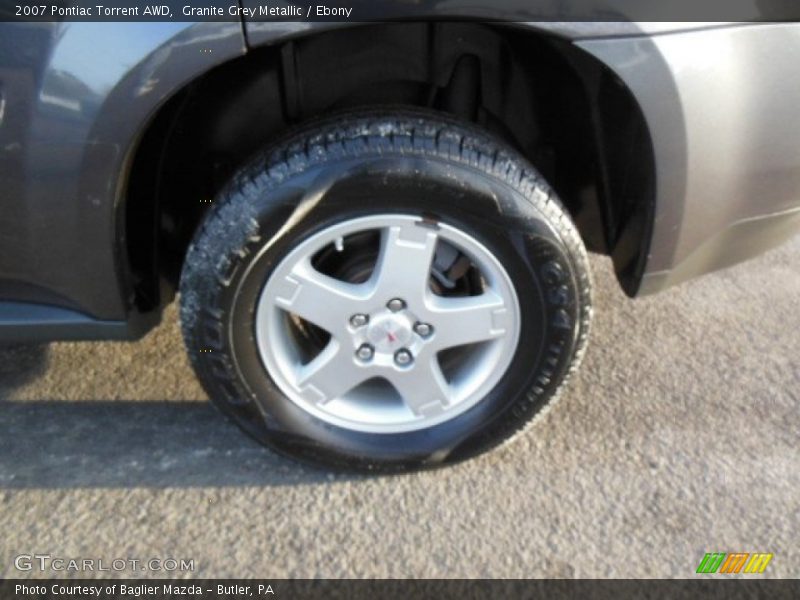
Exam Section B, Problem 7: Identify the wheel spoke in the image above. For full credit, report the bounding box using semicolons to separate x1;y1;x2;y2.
371;222;439;302
272;259;368;335
296;341;368;404
386;355;452;417
426;291;510;351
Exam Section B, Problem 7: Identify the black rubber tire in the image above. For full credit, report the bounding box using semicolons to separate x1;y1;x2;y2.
179;108;592;472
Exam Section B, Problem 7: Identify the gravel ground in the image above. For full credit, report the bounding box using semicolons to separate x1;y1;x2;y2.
0;237;798;579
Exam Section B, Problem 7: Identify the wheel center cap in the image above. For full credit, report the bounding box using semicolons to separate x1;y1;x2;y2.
366;312;414;353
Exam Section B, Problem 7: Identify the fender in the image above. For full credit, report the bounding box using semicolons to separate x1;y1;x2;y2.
0;22;245;326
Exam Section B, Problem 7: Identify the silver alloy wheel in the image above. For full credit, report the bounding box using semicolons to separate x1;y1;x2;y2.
254;214;521;433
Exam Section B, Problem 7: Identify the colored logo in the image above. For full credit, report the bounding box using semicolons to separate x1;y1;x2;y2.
696;552;773;574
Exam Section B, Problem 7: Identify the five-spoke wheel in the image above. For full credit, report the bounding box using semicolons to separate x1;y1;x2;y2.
256;214;521;433
180;110;591;470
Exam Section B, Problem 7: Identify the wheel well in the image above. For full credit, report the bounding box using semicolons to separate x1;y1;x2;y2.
125;22;655;312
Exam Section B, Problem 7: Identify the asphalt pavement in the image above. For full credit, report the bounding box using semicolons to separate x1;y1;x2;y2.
1;237;798;578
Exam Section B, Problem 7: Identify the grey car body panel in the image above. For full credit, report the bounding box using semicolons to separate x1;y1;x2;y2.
578;23;800;294
0;301;147;343
241;20;733;47
0;19;799;340
0;21;246;328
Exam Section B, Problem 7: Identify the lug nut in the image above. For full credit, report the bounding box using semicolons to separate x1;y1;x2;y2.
414;322;433;338
394;348;413;366
387;298;406;312
356;344;374;361
349;314;369;328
